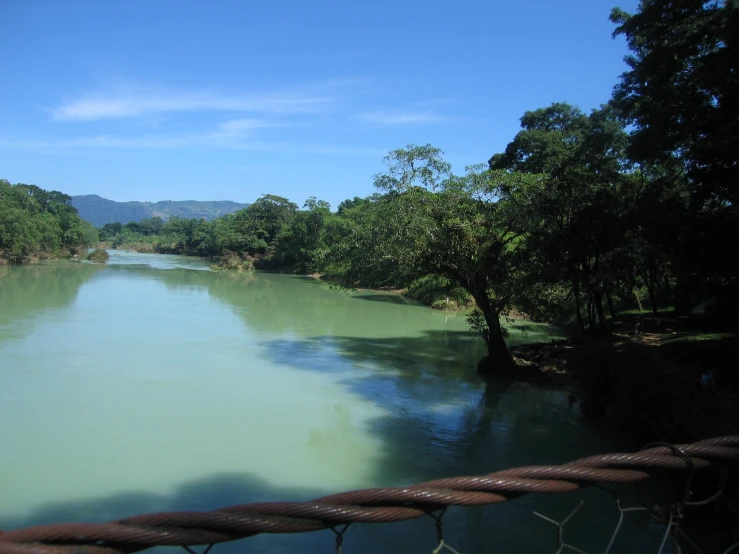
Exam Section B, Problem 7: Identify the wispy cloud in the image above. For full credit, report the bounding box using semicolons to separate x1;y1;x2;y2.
0;77;399;157
49;77;369;122
0;135;281;153
208;118;280;138
0;118;281;151
0;125;381;157
357;109;452;125
52;91;331;121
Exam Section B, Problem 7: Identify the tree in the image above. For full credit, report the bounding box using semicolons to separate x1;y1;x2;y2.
324;146;540;372
491;104;639;331
373;144;451;192
336;196;368;215
1;179;97;262
611;0;739;317
231;194;298;256
273;197;332;272
611;0;738;209
99;222;124;241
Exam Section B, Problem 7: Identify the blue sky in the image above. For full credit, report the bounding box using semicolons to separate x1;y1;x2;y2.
0;0;639;209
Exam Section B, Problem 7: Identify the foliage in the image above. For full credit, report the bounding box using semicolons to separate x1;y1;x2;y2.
489;103;684;331
610;0;738;316
272;197;331;273
86;248;110;263
0;179;98;263
611;0;738;209
100;194;306;264
211;250;254;271
373;144;451;192
321;146;542;369
406;274;472;308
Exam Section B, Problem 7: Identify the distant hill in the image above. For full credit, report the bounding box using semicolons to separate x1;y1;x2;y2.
71;195;249;227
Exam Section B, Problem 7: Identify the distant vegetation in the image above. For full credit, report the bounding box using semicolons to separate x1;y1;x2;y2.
0;180;98;263
71;194;248;227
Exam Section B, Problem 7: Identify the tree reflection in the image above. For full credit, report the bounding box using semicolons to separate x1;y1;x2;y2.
0;263;100;342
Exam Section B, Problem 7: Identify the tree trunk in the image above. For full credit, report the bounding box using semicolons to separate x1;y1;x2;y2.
472;290;514;374
648;282;658;315
595;291;610;333
587;295;595;331
573;279;585;333
655;278;669;307
606;291;616;319
674;273;690;315
484;310;513;370
641;272;658;315
663;276;672;306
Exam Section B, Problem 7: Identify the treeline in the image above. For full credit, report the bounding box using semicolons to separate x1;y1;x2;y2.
98;194;334;270
0;180;98;263
100;0;738;370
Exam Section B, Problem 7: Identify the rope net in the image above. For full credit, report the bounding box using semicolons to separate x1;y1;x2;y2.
1;435;737;554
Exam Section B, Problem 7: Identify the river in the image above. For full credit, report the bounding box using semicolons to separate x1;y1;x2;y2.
0;252;662;553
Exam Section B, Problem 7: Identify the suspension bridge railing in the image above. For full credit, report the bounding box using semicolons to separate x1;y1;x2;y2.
1;436;738;554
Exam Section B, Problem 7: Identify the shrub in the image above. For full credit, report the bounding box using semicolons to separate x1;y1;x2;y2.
407;274;472;308
86;248;110;263
211;250;254;271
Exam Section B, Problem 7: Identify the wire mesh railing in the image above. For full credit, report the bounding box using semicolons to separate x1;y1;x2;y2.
0;436;737;554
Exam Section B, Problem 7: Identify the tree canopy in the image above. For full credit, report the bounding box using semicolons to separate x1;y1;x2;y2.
1;179;98;262
611;0;738;310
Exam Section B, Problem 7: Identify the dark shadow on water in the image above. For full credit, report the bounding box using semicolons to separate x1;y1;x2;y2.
2;327;650;553
247;332;657;552
0;472;399;554
258;330;635;478
0;462;658;554
351;293;419;306
261;330;490;408
0;473;325;530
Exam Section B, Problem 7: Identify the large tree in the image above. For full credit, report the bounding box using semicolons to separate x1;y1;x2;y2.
494;103;705;326
490;104;656;331
231;194;298;255
272;197;332;273
611;0;739;315
325;145;540;372
0;179;97;262
611;0;738;208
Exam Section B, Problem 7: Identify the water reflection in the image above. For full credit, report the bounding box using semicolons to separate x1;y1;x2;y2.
0;263;100;342
0;254;657;553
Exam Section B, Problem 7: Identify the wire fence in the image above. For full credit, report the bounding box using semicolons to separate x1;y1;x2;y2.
1;436;737;554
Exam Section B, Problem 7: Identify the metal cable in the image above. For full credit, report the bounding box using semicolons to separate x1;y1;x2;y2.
1;435;737;554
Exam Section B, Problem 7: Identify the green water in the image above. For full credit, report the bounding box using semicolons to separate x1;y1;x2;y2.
0;252;658;553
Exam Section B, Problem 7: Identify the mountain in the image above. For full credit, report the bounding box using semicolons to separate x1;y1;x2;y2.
71;195;249;227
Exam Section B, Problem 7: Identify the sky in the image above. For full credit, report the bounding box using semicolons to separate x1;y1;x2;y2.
0;0;640;209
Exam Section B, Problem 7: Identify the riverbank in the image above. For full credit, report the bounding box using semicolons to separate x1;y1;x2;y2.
103;245;521;315
0;246;89;265
510;315;739;444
